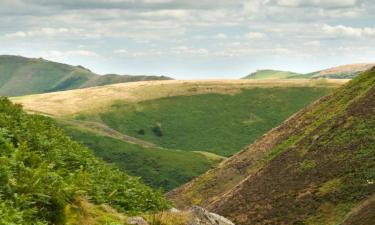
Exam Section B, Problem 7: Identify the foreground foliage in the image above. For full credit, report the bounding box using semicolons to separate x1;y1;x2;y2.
0;98;169;224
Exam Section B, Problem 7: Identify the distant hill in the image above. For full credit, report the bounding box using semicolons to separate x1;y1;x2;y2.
0;55;172;96
243;63;375;80
243;69;302;79
168;67;375;225
12;79;346;190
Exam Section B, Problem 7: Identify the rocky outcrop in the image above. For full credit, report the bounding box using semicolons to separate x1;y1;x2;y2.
188;206;235;225
126;207;235;225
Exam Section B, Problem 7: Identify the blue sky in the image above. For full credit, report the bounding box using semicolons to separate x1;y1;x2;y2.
1;0;375;79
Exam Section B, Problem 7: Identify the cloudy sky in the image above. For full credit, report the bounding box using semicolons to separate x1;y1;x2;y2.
1;0;375;79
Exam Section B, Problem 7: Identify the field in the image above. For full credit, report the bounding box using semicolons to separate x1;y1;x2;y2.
12;79;346;189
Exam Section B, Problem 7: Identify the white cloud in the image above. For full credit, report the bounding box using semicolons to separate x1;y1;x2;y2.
322;24;375;38
41;50;98;60
244;32;266;39
215;33;227;39
277;0;359;8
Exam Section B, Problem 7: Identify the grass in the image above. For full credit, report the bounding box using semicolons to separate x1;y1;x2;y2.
62;123;223;191
0;55;171;96
95;87;333;156
243;69;302;79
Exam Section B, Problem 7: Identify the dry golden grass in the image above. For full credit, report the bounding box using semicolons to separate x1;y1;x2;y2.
12;79;348;116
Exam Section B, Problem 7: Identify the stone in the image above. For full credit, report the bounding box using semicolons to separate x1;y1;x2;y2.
127;216;149;225
188;206;235;225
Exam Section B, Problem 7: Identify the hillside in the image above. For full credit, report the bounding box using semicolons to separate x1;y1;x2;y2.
243;63;375;80
12;79;346;190
0;97;169;224
242;69;302;79
168;67;375;225
0;55;172;96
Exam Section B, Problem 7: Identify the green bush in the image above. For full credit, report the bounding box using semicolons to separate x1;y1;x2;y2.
0;98;169;224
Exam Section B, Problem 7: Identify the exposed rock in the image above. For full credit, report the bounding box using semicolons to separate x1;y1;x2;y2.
188;206;235;225
127;216;149;225
169;207;180;213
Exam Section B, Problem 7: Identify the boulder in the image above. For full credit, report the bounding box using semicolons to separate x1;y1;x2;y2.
188;206;235;225
127;216;149;225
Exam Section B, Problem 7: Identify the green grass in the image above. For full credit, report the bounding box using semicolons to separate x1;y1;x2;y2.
0;55;171;96
62;123;223;191
92;87;333;156
243;70;302;79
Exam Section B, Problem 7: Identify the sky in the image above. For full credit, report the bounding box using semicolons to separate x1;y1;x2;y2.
0;0;375;79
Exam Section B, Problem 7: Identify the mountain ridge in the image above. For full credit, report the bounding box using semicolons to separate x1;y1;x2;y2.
0;55;172;96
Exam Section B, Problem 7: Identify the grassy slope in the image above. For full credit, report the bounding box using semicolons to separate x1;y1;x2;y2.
168;67;375;225
243;69;302;79
0;55;171;96
94;87;333;156
243;63;375;80
12;80;345;191
0;98;169;225
61;122;223;191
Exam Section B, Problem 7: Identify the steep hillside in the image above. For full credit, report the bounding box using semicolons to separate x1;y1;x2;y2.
168;67;375;225
312;63;375;79
243;69;302;79
0;55;171;96
243;63;375;80
0;98;169;224
11;79;345;190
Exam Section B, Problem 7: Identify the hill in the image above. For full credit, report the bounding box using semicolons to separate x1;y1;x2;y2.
242;69;302;79
12;79;346;190
0;97;169;224
243;63;375;80
0;55;172;96
167;67;375;225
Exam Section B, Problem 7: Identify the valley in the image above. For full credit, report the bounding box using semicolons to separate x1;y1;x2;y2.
13;79;345;190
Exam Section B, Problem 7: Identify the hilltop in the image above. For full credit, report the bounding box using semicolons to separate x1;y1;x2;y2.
243;69;301;79
168;67;375;225
12;79;346;190
0;55;172;96
244;63;375;80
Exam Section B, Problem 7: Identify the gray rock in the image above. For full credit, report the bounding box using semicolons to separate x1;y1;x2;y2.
127;216;149;225
169;207;180;213
188;206;235;225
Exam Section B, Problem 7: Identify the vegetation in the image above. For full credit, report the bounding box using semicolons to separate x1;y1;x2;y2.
0;98;169;224
61;123;223;191
95;87;333;156
243;63;374;80
168;67;375;225
0;55;171;96
243;69;302;79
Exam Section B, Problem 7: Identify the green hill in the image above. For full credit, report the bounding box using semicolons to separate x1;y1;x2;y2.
0;97;169;225
243;63;375;80
0;55;172;96
168;67;375;225
243;69;302;79
12;79;345;190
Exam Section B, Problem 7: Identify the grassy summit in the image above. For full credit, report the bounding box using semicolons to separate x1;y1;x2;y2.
0;55;171;96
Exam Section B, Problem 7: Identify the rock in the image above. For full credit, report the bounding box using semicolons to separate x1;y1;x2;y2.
127;216;149;225
169;207;180;213
188;206;235;225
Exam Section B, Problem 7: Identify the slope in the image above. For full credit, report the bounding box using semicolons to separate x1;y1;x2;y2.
243;63;375;80
243;69;302;79
168;67;375;225
0;97;169;224
0;55;171;96
11;79;345;191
